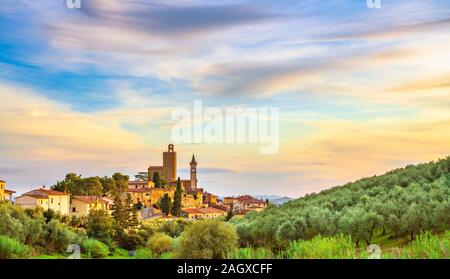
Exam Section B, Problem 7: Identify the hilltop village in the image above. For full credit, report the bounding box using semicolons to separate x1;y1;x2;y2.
0;144;267;220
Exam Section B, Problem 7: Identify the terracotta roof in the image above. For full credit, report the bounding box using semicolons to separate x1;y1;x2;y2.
0;180;5;183
4;189;16;194
182;207;226;215
210;204;229;211
72;196;106;204
21;188;68;198
38;188;69;196
100;197;114;203
236;195;266;204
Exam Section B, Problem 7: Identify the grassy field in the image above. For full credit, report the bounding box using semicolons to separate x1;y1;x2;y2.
29;231;449;259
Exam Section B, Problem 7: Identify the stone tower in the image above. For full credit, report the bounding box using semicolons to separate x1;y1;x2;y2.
162;144;177;181
190;154;198;189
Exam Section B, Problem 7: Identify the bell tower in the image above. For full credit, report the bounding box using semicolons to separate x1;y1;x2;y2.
190;154;197;189
162;144;177;181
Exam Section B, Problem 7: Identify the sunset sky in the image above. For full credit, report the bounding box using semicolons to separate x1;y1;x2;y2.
1;0;449;197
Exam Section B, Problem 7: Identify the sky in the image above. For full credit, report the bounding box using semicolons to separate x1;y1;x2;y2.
0;0;449;197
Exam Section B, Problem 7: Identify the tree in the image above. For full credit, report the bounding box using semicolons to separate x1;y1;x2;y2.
171;177;182;217
112;195;127;230
160;193;172;216
112;173;129;195
82;177;103;196
125;194;139;229
51;173;82;194
86;209;113;244
225;204;234;221
148;233;173;256
152;172;162;188
175;220;238;259
401;203;428;240
100;176;116;196
135;172;149;181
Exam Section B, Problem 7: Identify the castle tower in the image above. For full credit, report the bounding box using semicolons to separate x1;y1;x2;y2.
190;154;198;189
162;144;177;181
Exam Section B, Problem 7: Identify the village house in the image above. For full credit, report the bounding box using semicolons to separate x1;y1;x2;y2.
15;187;70;215
224;195;267;213
70;196;109;217
0;180;15;202
124;186;175;209
203;191;218;205
181;207;227;220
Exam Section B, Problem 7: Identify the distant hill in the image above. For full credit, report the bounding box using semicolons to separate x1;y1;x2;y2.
218;195;294;205
253;195;294;205
233;157;450;248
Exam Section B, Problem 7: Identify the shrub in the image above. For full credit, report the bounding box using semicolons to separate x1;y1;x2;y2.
280;234;357;259
158;219;190;237
117;233;144;251
0;202;45;245
42;220;78;253
81;239;110;258
0;235;32;259
86;210;113;245
148;233;173;255
175;220;238;259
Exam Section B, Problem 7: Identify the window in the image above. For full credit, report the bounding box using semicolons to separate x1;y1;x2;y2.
72;207;76;212
51;198;54;204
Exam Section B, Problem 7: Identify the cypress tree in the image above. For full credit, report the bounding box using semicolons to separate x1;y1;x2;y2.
171;177;183;217
160;193;172;216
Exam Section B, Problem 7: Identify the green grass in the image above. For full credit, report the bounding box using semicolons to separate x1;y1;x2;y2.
234;247;274;259
401;231;449;259
30;255;67;259
279;234;357;259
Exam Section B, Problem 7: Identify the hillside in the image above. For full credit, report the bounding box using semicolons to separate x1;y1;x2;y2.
233;157;450;249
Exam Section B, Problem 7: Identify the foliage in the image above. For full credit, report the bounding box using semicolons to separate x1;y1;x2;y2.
0;202;44;245
234;157;450;248
234;247;274;259
81;238;110;258
175;219;238;259
400;231;450;259
86;209;113;245
152;172;162;188
125;194;139;229
112;173;129;195
51;172;128;196
42;220;79;253
135;172;149;181
280;235;357;259
171;177;182;217
160;193;172;216
225;204;234;221
0;235;32;259
117;233;145;251
157;219;190;238
147;232;173;255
